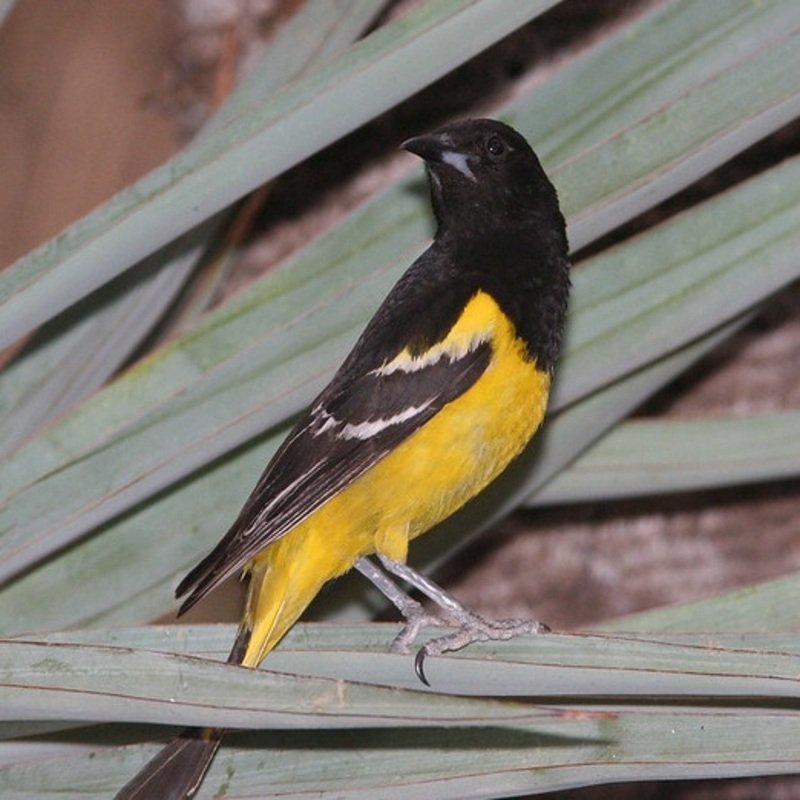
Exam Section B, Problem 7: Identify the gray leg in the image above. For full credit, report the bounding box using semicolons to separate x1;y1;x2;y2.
377;555;549;686
354;557;449;656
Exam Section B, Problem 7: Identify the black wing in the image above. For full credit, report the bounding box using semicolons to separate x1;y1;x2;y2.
176;256;488;613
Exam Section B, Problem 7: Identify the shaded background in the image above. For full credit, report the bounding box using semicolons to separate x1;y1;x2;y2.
1;0;798;797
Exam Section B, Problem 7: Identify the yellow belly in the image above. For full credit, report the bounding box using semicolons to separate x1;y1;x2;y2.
241;291;551;667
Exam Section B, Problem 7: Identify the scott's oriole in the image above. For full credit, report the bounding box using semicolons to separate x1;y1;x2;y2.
115;118;570;800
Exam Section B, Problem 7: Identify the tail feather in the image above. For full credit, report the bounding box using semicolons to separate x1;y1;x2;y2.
115;624;251;799
114;727;223;800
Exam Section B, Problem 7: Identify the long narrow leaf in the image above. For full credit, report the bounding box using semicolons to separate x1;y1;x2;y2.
562;25;800;249
603;571;800;634
202;0;387;136
532;411;800;506
4;711;800;799
13;625;800;702
5;622;800;794
524;0;800;165
0;232;206;453
0;638;546;729
4;625;800;798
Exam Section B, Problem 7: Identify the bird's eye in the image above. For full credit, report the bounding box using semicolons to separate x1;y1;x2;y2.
485;136;505;157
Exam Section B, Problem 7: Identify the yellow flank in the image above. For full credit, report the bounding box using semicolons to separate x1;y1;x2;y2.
240;290;551;668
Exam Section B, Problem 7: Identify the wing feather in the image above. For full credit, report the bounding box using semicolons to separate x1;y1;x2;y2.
176;332;491;613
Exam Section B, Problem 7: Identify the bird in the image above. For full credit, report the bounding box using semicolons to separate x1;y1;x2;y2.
115;117;570;800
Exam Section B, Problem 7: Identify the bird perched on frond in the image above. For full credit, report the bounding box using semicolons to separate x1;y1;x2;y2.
115;117;570;800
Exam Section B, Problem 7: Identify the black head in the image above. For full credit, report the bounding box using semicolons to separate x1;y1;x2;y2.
402;118;561;238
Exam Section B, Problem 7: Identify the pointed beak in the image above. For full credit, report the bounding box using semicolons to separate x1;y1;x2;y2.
402;132;477;182
401;132;448;163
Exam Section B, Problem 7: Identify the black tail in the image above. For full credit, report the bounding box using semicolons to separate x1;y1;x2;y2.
114;727;223;800
115;625;252;799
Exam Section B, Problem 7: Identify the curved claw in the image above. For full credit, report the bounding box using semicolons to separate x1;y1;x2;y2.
414;647;430;687
410;618;551;686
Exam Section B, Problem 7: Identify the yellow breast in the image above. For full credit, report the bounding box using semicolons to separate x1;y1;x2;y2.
359;289;551;553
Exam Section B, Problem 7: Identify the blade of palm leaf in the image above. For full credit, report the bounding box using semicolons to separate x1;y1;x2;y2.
520;0;800;164
601;570;800;634
0;634;797;747
3;628;799;772
200;0;388;137
13;627;800;701
0;2;387;455
5;629;800;794
0;725;106;772
564;79;800;251
530;411;800;506
5;624;800;786
5;712;800;800
136;0;385;326
0;0;555;351
512;4;800;253
0;226;209;455
9;708;800;800
0;639;552;729
551;148;800;409
30;622;800;661
5;624;800;746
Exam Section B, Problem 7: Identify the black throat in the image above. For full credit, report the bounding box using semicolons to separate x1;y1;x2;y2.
445;209;570;373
